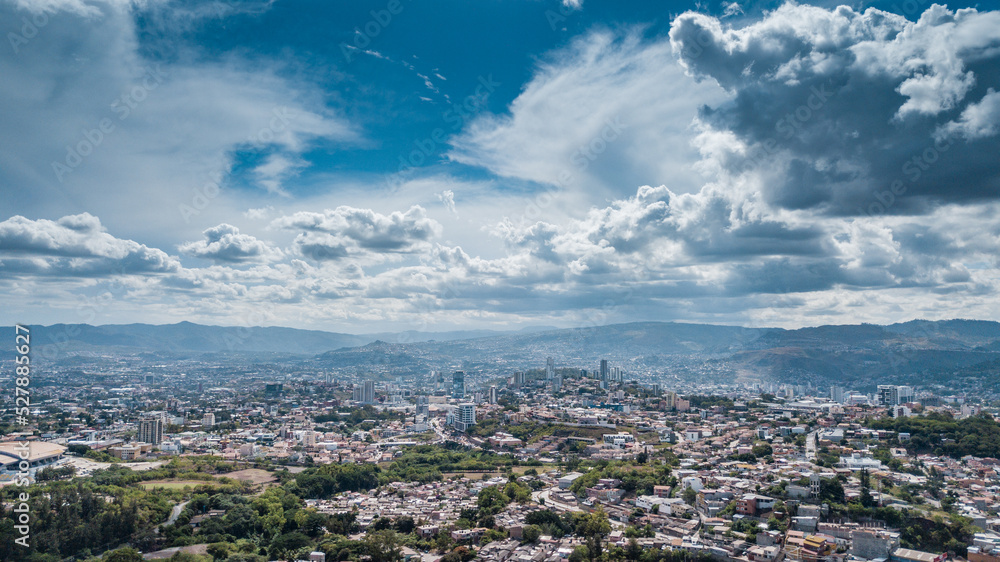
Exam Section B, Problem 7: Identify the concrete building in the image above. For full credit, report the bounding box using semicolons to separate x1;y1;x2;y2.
851;529;900;560
138;418;163;445
456;403;476;432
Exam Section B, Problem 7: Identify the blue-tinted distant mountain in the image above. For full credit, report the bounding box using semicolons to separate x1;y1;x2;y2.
20;322;568;358
17;320;1000;392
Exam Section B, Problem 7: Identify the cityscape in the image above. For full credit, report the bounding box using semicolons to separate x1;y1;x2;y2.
3;0;1000;561
1;321;1000;562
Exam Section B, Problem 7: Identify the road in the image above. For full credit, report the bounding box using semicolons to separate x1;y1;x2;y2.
161;501;189;530
806;429;819;461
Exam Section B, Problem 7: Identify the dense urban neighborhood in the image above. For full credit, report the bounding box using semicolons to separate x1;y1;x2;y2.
3;338;1000;562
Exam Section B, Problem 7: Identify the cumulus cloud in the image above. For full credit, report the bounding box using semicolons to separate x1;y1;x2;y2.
178;223;282;263
670;3;1000;215
937;89;1000;141
0;213;178;275
273;206;442;261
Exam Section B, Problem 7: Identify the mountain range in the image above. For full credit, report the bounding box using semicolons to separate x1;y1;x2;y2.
15;319;1000;391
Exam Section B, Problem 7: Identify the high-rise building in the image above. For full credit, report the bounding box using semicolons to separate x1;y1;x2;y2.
877;385;897;406
665;391;677;410
552;375;562;392
456;403;476;431
546;357;555;380
353;384;363;402
202;413;215;427
452;371;465;399
896;386;914;404
599;359;608;382
138;418;163;445
415;395;430;417
488;386;498;404
830;386;845;403
512;371;525;388
363;380;376;404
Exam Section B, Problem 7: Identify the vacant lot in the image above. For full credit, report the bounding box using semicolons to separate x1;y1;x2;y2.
225;468;276;484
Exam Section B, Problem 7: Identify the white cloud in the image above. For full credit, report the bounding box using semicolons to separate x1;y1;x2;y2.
273;205;442;262
669;2;1000;214
178;223;283;263
0;0;358;248
0;213;179;275
436;189;457;216
448;28;728;199
937;89;1000;141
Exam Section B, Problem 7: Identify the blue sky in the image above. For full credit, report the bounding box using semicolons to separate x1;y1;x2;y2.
1;0;999;332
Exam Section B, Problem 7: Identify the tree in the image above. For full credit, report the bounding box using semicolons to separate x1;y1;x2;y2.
860;469;876;508
395;515;416;534
625;538;643;561
477;485;509;514
819;477;845;504
103;547;144;562
576;508;612;561
682;486;698;505
268;532;311;560
752;443;773;458
365;530;403;562
568;546;590;562
207;542;234;561
522;525;542;543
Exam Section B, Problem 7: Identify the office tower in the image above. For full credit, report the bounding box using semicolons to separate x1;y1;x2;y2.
896;386;914;404
138;418;163;445
830;386;845;403
415;395;429;417
363;380;376;404
600;359;608;389
202;413;215;427
353;384;363;402
552;375;562;392
546;357;555;380
877;385;897;406
452;371;466;399
488;386;498;404
512;371;525;388
456;403;476;431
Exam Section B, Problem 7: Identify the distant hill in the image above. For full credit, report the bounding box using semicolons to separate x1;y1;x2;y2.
17;322;559;357
14;319;1000;391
